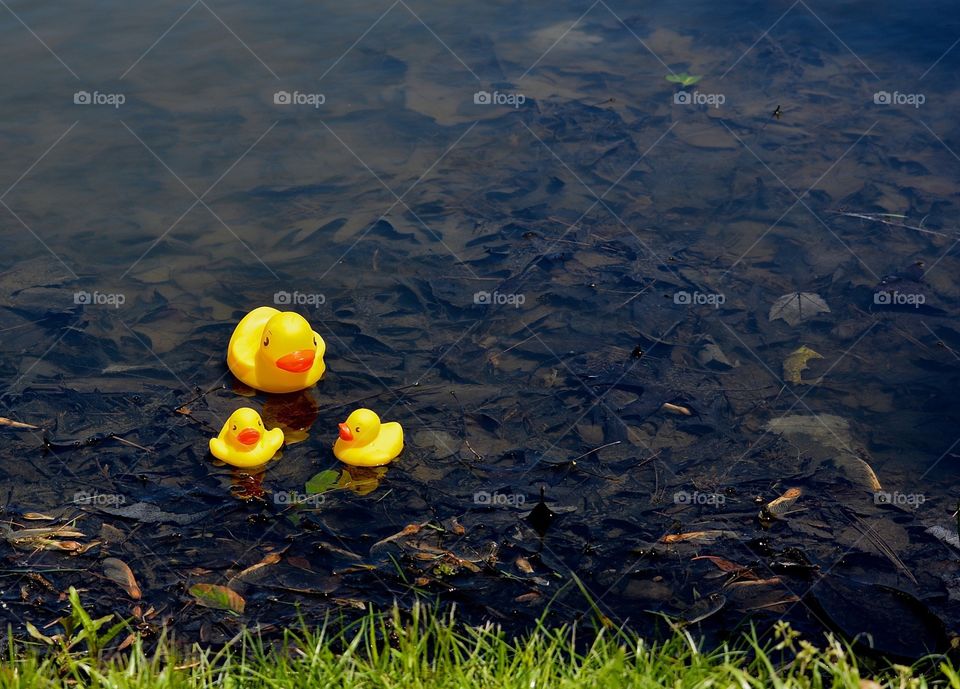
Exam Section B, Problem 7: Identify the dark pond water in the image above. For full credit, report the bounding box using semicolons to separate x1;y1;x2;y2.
2;0;960;658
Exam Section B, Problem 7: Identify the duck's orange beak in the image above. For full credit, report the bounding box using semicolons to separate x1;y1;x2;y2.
237;428;261;445
338;423;353;441
275;350;315;372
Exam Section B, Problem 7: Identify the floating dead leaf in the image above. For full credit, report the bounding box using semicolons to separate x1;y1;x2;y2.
783;346;823;384
0;417;39;430
661;530;736;544
769;292;831;326
515;556;534;574
189;584;245;614
103;557;141;599
22;513;55;521
450;518;465;536
762;488;802;519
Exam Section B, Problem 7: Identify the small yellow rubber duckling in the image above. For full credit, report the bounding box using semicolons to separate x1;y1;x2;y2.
227;307;326;393
333;408;403;467
210;407;284;468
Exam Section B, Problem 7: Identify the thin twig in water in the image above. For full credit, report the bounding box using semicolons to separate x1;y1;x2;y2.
830;210;957;239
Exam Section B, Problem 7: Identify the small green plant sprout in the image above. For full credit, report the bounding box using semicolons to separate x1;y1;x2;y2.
666;73;703;87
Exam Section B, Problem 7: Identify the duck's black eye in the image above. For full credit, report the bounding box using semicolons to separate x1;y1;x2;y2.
258;420;262;426
313;337;317;347
355;426;361;433
232;425;237;431
263;337;270;347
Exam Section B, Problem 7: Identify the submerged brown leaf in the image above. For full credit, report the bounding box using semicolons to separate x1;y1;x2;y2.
103;557;141;599
762;487;802;519
662;530;736;544
229;552;282;589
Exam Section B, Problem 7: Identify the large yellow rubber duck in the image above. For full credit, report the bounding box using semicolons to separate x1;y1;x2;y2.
210;407;284;468
227;307;326;393
333;408;403;467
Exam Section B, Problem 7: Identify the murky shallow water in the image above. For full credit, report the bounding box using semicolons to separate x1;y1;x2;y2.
1;0;960;657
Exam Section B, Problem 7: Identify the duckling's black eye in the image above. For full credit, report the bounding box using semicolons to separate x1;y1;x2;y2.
355;426;361;433
263;337;270;347
258;420;262;426
313;337;317;346
231;425;237;431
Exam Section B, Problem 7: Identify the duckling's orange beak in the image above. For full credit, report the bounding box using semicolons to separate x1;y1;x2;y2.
338;423;353;441
275;350;315;372
237;428;261;445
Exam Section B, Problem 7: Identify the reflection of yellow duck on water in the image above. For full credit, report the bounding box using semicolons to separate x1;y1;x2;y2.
227;307;326;393
209;407;284;468
333;409;403;467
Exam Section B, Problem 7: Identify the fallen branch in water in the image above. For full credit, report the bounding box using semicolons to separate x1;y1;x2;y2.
829;210;958;239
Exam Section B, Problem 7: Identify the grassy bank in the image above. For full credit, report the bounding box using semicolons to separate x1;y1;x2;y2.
4;593;959;688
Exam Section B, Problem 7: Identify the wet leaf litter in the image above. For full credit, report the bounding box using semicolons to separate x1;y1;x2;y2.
1;20;959;659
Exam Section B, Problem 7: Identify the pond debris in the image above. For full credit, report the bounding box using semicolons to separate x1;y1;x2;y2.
228;552;282;590
783;346;823;384
1;522;98;553
769;292;831;326
0;416;39;430
661;530;737;544
102;557;141;599
926;524;960;553
692;555;756;580
760;488;803;520
93;502;214;525
681;592;726;625
849;515;917;585
526;487;555;537
661;402;692;416
22;512;56;521
515;556;534;574
189;584;245;614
